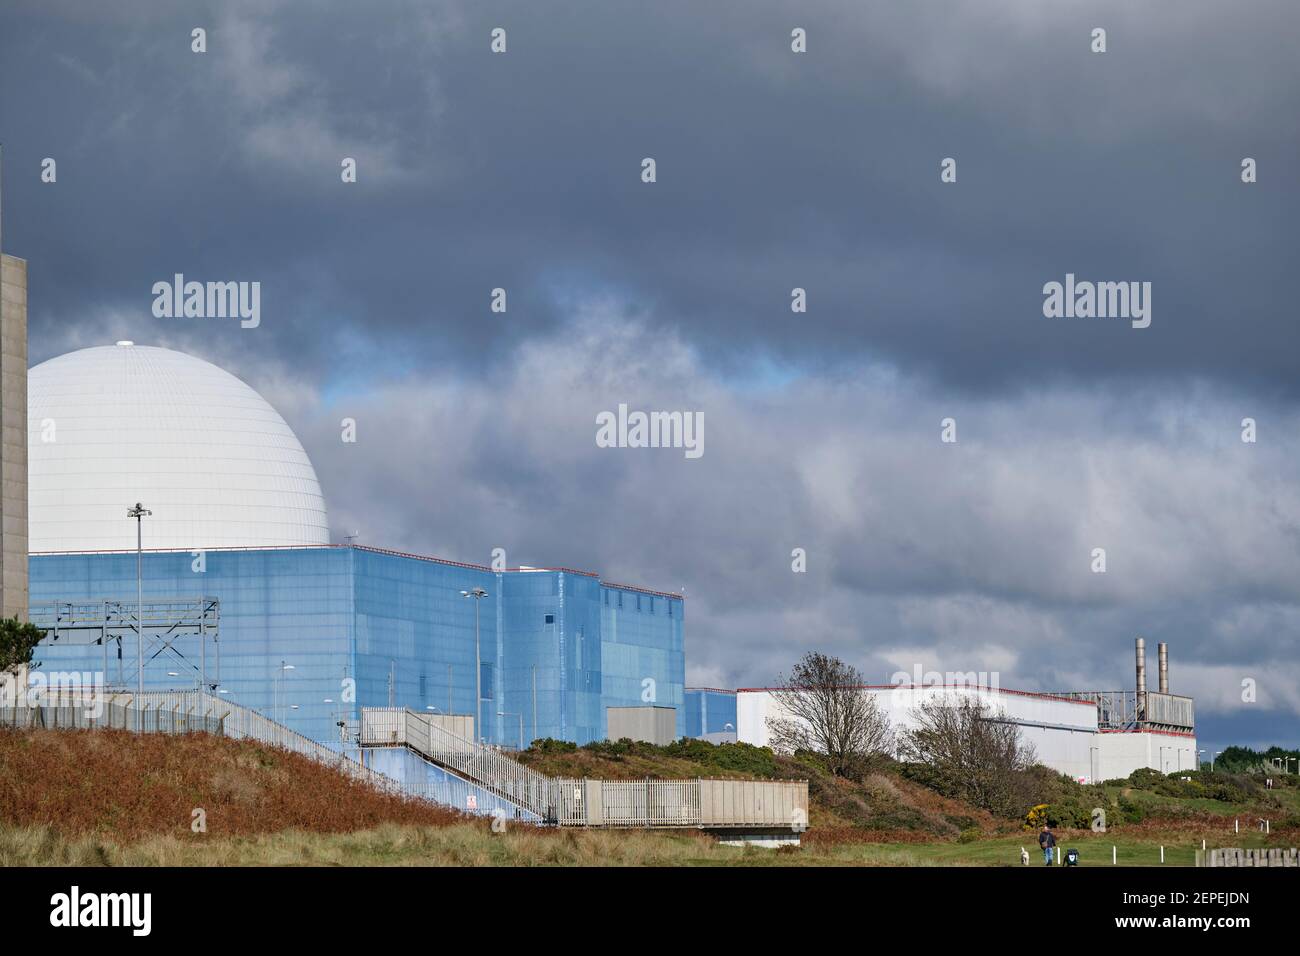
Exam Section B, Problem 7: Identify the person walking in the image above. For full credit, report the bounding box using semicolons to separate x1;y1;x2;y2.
1038;824;1057;865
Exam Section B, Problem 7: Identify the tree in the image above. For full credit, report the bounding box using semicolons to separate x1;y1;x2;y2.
0;616;44;675
766;651;893;778
899;695;1037;816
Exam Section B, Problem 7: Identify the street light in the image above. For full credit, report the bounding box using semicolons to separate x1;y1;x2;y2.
276;661;295;722
128;502;151;729
499;710;523;750
1213;750;1222;773
460;586;488;742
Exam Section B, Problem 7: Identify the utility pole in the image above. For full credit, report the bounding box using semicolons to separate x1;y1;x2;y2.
128;503;151;730
460;586;488;742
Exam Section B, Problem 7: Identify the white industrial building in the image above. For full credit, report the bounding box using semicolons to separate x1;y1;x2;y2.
735;640;1198;783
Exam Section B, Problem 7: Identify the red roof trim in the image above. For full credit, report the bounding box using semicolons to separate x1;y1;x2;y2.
735;684;1097;707
1098;728;1197;739
601;581;686;602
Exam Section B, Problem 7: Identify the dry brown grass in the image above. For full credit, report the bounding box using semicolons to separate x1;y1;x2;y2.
0;727;467;842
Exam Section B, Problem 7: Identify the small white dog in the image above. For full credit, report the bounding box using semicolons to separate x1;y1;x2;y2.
1020;847;1030;865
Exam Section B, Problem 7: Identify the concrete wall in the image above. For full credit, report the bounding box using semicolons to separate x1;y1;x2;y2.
0;254;27;621
607;705;677;744
1097;731;1199;780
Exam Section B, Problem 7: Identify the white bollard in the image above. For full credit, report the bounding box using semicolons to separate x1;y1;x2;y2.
1112;845;1117;865
1056;846;1061;865
1235;818;1239;834
1160;846;1165;863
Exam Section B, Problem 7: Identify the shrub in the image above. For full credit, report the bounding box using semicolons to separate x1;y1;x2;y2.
529;738;577;754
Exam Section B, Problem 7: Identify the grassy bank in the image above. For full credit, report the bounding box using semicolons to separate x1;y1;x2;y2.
2;820;1283;867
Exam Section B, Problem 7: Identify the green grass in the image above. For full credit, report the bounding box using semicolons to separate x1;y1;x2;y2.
3;821;1285;867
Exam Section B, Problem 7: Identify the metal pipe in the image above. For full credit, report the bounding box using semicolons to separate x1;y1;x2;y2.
1158;642;1169;694
1135;636;1146;723
1135;637;1146;694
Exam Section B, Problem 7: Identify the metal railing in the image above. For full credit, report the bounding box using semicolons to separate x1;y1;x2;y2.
1;690;808;830
0;694;221;735
0;689;418;801
361;708;554;818
598;779;700;827
359;706;809;830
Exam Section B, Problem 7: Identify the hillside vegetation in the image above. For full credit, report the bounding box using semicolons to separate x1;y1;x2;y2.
0;727;463;842
3;727;1298;866
518;737;1300;845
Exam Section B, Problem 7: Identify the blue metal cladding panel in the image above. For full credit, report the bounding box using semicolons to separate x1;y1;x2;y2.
349;549;496;742
30;548;685;748
497;570;604;746
30;548;355;743
684;688;737;737
347;556;604;746
599;586;686;739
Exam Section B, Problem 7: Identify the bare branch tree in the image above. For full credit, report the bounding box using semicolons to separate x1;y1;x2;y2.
899;695;1037;815
766;652;893;778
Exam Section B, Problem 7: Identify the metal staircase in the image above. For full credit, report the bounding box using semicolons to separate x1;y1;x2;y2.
358;706;809;831
359;708;559;820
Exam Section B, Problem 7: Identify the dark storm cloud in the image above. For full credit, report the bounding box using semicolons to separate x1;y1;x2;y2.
3;0;1298;390
2;0;1298;746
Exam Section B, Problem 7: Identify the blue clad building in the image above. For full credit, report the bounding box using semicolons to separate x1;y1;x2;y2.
30;546;684;747
25;345;685;747
684;687;737;739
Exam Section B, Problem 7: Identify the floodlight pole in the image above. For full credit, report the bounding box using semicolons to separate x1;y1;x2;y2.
461;586;488;743
128;503;151;730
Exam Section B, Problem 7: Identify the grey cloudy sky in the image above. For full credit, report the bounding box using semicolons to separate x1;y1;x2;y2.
2;0;1298;754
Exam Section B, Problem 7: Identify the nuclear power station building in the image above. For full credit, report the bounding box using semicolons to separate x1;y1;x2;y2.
733;637;1197;783
25;344;684;746
7;231;1193;773
16;340;1198;776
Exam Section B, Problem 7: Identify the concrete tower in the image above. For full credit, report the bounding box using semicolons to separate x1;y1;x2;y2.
0;145;29;621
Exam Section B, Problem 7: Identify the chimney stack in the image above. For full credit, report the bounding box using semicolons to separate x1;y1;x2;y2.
1158;642;1168;694
1135;637;1147;723
1135;637;1146;696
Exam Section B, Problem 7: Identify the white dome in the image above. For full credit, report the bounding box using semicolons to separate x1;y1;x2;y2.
28;344;330;552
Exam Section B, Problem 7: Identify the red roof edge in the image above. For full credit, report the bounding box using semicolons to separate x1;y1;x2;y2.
735;684;1098;707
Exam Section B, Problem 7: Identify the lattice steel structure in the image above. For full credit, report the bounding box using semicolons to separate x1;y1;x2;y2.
1049;689;1195;733
29;596;221;692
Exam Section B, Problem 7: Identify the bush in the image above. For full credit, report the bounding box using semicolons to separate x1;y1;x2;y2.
1115;796;1146;825
958;827;982;843
529;738;577;754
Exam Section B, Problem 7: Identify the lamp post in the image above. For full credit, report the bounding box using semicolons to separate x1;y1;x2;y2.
1213;750;1222;773
460;586;488;742
499;711;523;750
276;661;294;722
128;503;151;729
